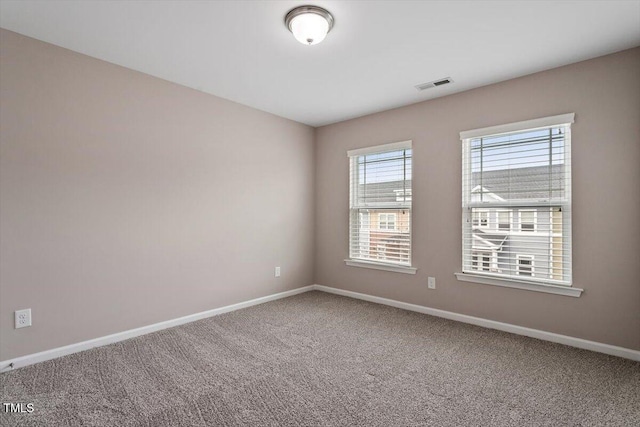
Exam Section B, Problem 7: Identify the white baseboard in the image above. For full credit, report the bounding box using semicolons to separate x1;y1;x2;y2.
0;285;314;373
3;283;638;373
312;284;640;362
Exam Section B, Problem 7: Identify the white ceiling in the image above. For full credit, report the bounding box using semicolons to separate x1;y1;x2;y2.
1;1;639;127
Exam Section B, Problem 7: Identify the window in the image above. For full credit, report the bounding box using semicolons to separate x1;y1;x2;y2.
517;255;535;277
473;209;489;228
459;113;573;289
347;141;413;272
497;210;511;230
378;213;397;230
519;210;537;232
472;252;492;272
394;189;412;202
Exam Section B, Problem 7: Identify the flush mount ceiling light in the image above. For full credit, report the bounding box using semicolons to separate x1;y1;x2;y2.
285;5;334;46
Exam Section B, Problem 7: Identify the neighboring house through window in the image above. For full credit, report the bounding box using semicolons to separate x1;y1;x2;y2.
458;113;574;290
346;140;414;272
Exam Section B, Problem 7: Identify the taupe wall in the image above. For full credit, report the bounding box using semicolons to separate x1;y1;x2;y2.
0;29;315;360
2;28;638;362
315;48;640;350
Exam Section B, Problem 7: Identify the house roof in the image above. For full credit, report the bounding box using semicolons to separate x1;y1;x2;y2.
357;180;412;204
472;231;508;251
356;164;564;204
471;164;565;201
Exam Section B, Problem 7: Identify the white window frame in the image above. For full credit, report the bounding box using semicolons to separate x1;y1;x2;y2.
456;113;582;297
345;140;416;274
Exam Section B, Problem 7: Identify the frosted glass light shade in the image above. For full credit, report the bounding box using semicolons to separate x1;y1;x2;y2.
290;13;329;45
285;6;334;46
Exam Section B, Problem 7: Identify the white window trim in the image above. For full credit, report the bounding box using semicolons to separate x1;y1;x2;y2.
347;140;413;272
459;113;576;295
345;259;417;274
454;272;583;297
459;113;575;140
347;140;412;157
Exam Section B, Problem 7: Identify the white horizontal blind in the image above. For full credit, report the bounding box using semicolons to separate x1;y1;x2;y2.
349;141;412;266
461;116;572;285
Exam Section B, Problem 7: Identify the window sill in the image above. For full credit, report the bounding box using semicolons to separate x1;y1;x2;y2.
454;272;583;297
345;259;417;275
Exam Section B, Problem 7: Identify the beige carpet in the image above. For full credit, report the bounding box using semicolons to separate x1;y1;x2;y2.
1;291;639;426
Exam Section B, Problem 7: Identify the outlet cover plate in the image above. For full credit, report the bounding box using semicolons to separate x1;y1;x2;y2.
15;309;32;329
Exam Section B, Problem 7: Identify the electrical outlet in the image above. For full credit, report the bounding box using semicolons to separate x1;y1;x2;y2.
275;266;281;277
428;277;436;289
15;309;32;329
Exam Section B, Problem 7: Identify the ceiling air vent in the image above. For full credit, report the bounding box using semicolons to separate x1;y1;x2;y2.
415;77;453;91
